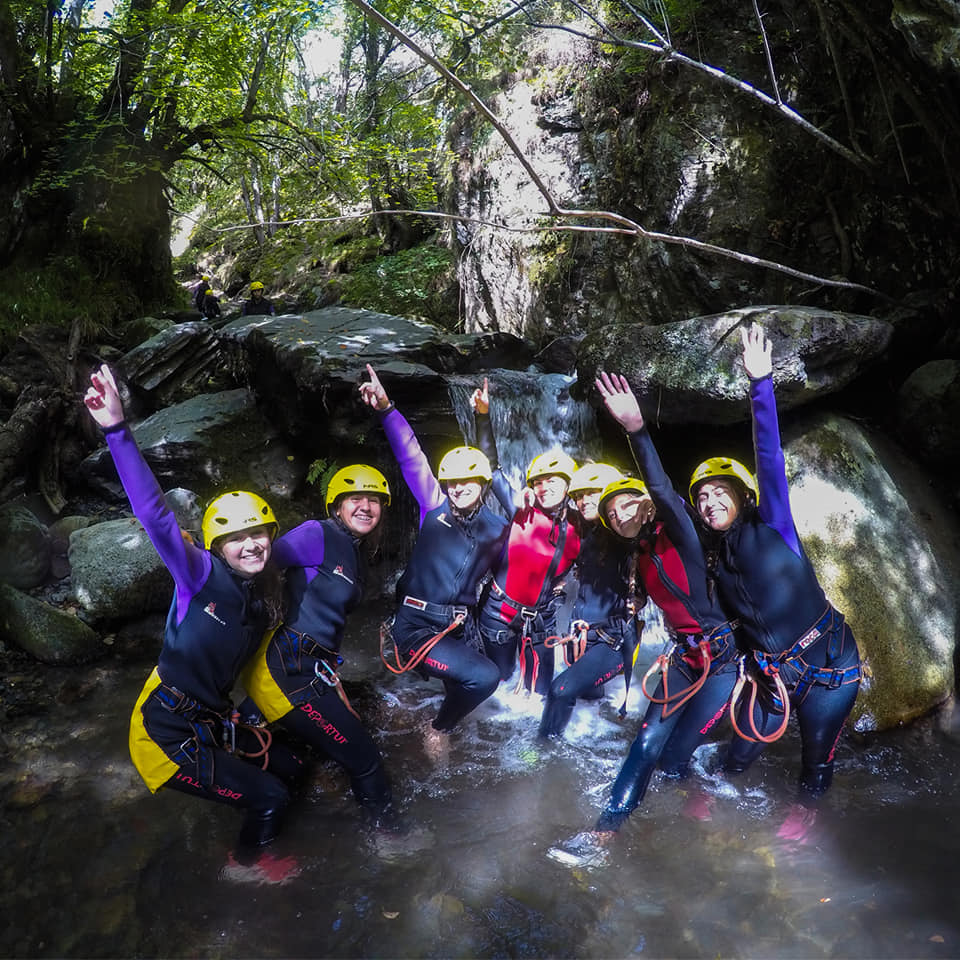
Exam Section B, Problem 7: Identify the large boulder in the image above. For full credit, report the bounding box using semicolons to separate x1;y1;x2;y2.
80;389;303;503
0;583;104;664
219;308;535;446
0;504;51;589
576;307;893;424
117;321;231;410
68;518;173;622
895;359;960;472
782;412;960;730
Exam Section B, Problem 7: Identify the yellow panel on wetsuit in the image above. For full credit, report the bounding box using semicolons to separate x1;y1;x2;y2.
128;667;180;794
240;627;297;723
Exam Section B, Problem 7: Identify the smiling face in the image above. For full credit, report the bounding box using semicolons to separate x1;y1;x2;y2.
574;489;604;523
335;493;384;537
445;479;483;513
695;478;742;531
530;474;569;511
215;525;273;578
604;491;653;539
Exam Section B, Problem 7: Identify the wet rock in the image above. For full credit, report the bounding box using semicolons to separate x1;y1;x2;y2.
164;488;202;540
783;412;960;729
0;504;51;589
80;389;300;502
576;307;893;425
117;320;231;410
116;316;175;351
47;515;96;580
895;359;960;470
69;518;173;621
114;612;166;658
0;583;104;665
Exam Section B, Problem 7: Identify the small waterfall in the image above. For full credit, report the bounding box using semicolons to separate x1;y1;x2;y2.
446;370;601;492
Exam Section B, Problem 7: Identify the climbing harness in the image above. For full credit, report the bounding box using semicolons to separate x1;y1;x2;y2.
274;625;361;720
379;595;468;676
641;621;738;720
729;606;861;743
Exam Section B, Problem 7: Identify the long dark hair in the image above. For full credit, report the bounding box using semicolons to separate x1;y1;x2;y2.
250;560;286;629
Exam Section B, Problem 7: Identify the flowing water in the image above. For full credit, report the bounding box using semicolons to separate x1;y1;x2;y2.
3;599;959;959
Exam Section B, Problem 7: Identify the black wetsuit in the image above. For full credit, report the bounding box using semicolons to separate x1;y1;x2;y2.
242;295;275;316
538;523;640;736
379;405;508;731
243;518;392;817
709;375;861;798
109;425;302;845
595;426;741;832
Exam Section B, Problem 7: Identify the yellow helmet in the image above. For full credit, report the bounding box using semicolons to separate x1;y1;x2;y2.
598;477;650;531
325;464;391;514
249;281;265;291
526;450;577;485
202;491;278;549
437;446;492;484
204;288;213;296
568;463;623;498
688;457;758;505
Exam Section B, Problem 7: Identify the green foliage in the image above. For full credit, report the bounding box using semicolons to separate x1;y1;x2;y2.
306;457;340;501
340;243;456;324
0;256;138;347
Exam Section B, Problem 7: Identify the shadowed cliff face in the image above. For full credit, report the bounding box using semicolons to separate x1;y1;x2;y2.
449;0;960;342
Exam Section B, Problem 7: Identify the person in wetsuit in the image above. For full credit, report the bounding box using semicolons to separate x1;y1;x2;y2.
84;364;304;851
692;323;861;804
589;372;743;833
201;288;221;320
242;281;276;317
473;381;582;696
538;462;647;737
360;365;507;731
241;463;395;826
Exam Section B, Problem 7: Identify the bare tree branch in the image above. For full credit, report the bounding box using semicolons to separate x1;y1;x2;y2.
752;0;781;104
212;207;888;299
340;0;885;299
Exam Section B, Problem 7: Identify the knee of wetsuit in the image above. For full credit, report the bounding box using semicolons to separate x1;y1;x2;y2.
799;762;833;799
237;804;287;852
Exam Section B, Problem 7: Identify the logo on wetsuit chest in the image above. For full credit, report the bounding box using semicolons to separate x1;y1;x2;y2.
203;602;227;625
435;513;453;528
332;564;354;584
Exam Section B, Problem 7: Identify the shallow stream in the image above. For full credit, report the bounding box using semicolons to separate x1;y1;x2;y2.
3;601;958;958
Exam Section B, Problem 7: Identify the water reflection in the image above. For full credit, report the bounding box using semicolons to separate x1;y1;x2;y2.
2;600;959;958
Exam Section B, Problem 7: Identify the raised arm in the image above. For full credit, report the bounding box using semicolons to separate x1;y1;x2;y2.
741;324;799;554
596;371;695;547
471;376;516;514
360;364;442;524
84;365;209;614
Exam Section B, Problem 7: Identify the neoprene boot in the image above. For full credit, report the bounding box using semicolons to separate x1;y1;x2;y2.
799;761;833;798
237;806;286;851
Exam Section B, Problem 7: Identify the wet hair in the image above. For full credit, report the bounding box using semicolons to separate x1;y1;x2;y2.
250;561;286;629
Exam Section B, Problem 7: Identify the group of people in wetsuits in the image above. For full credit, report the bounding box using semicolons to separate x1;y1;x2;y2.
190;275;276;319
82;321;861;860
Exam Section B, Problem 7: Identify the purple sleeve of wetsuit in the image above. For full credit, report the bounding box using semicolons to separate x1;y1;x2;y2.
379;406;443;527
750;374;801;555
104;424;210;621
272;520;325;574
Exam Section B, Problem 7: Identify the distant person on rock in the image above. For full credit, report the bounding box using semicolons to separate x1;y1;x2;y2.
243;281;275;317
201;288;221;321
192;274;210;314
83;364;304;858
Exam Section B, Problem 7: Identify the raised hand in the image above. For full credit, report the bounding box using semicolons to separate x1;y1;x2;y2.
741;323;773;380
595;372;644;433
359;363;391;411
84;364;125;429
470;376;490;415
